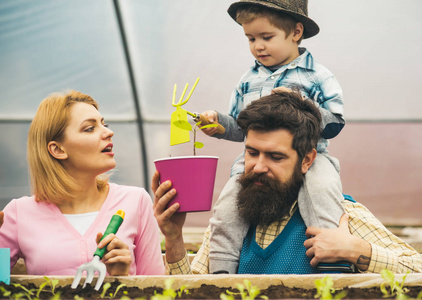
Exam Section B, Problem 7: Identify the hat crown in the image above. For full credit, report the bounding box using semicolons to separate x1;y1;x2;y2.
227;0;319;39
264;0;308;17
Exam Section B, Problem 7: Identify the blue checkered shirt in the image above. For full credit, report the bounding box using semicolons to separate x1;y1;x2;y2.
214;48;345;175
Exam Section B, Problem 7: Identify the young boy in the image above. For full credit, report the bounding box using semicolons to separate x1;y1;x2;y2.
201;0;345;274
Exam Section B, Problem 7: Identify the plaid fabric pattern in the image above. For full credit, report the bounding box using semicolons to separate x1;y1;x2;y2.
227;48;344;153
168;200;422;274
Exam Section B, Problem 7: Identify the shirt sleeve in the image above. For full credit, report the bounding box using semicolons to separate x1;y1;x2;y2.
211;112;244;142
133;189;166;275
167;252;192;275
308;70;345;139
344;201;422;273
210;84;246;142
167;226;212;275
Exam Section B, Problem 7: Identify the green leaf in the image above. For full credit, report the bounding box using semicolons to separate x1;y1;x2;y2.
199;124;218;129
113;283;127;298
220;293;235;300
194;142;204;148
100;282;111;299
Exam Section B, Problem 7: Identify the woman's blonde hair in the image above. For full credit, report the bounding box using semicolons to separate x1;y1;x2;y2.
27;90;109;204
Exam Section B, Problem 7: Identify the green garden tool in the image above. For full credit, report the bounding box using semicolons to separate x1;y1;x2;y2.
170;77;225;146
71;210;125;291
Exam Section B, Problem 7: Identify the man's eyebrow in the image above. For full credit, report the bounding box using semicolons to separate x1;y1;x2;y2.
245;145;287;157
245;145;257;151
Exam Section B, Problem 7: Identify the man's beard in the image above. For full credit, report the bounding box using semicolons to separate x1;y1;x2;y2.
237;164;304;226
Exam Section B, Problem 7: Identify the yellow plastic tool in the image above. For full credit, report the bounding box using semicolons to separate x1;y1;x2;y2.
170;77;225;146
170;77;200;146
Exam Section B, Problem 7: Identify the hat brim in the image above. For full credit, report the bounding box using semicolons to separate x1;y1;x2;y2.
227;1;319;39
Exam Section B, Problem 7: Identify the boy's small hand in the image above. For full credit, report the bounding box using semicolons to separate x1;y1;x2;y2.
199;110;219;136
271;86;292;94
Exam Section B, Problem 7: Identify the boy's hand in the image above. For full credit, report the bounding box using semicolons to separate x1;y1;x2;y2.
271;86;292;94
199;110;219;136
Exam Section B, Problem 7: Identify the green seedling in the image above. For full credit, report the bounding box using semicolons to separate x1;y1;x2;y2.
314;276;347;300
10;283;36;300
151;278;189;300
221;279;268;300
173;120;217;155
380;269;409;299
177;284;190;298
37;276;60;298
100;282;127;299
0;286;11;298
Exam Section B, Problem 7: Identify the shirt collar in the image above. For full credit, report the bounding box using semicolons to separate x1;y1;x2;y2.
253;47;315;74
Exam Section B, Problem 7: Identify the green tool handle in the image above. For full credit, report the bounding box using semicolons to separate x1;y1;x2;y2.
94;210;124;259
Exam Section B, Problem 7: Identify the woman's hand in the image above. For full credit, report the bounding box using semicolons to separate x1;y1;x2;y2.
96;233;131;276
151;170;187;263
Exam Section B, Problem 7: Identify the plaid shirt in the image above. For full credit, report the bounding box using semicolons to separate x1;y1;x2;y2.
167;200;422;274
216;47;344;152
215;48;346;175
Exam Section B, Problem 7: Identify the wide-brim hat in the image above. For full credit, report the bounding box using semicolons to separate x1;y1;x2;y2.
227;0;319;39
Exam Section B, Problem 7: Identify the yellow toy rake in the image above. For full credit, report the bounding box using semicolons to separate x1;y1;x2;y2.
170;77;225;146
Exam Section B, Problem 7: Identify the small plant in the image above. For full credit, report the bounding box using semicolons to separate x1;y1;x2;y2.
151;278;189;300
314;276;347;300
100;282;128;299
9;283;36;300
191;121;217;155
0;286;11;299
220;279;268;300
37;276;60;299
380;269;409;299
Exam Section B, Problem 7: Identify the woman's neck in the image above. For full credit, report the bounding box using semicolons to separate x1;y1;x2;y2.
56;179;109;214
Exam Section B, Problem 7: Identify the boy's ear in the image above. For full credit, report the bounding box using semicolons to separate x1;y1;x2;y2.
293;22;304;42
47;141;68;160
301;149;316;174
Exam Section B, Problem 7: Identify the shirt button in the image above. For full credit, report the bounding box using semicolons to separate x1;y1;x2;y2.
291;63;296;67
270;76;275;80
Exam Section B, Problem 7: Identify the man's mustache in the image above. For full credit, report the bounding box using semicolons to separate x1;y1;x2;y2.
242;172;274;186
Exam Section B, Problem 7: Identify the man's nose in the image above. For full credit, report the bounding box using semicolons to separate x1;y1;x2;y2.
253;156;268;174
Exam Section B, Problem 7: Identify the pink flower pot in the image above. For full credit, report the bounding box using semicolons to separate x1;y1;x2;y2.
154;156;218;212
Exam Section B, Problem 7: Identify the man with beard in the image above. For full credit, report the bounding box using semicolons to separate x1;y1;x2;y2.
152;91;422;274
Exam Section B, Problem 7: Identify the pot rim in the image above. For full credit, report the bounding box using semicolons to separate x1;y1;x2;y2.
154;155;218;162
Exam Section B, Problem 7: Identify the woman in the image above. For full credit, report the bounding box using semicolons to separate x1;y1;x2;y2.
0;91;165;276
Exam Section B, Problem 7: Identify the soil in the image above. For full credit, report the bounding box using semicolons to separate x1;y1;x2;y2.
2;280;422;299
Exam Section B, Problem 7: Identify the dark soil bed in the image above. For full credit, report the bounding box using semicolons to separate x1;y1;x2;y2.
2;280;422;299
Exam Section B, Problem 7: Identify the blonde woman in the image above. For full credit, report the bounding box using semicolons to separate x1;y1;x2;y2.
0;91;165;276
